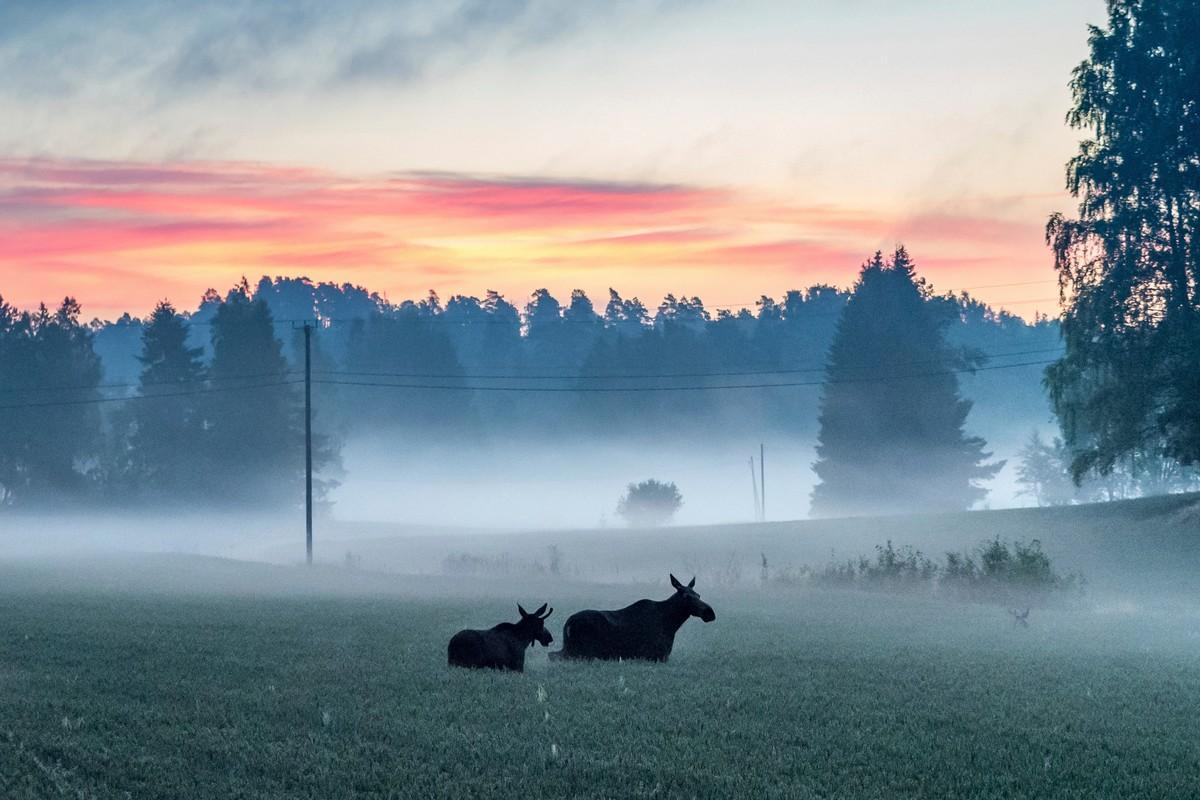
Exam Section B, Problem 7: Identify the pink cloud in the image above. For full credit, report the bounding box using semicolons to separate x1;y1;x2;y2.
696;239;867;268
0;157;1058;318
1;218;304;259
899;213;1040;244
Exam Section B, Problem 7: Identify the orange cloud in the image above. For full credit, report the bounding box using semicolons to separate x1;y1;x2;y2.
0;158;1059;319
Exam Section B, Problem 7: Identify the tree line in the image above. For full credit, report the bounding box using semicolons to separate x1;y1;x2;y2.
0;287;326;508
1;265;1055;510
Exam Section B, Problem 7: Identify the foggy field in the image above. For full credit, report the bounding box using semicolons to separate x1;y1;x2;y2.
265;491;1200;599
3;495;1200;797
2;554;1200;799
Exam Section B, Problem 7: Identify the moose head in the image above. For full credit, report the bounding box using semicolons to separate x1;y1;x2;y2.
670;574;716;622
517;603;555;646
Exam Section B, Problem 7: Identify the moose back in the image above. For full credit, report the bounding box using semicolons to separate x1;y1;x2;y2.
551;575;715;662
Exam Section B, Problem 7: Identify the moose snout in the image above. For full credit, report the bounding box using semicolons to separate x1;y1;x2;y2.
700;608;716;623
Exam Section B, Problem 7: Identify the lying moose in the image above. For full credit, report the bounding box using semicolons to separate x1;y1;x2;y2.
447;603;554;672
551;574;715;662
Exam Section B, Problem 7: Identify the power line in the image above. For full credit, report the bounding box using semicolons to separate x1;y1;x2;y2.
0;370;300;397
1;346;1063;400
945;279;1057;290
310;358;1057;394
311;346;1064;382
976;297;1060;306
0;380;303;411
184;319;309;327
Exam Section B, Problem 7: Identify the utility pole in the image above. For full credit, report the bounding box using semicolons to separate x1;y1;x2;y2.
760;443;766;522
749;457;761;522
304;322;313;566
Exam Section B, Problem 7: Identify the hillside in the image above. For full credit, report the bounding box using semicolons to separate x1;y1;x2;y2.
261;492;1200;598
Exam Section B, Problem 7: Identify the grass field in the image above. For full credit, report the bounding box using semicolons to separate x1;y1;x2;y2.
260;490;1200;598
2;551;1199;799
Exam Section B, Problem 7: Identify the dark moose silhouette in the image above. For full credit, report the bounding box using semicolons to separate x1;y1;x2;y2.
447;603;554;671
551;574;716;662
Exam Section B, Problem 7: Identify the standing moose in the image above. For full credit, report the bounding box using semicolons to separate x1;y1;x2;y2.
551;574;716;662
447;603;554;672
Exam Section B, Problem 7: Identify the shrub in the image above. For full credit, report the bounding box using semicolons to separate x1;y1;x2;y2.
798;538;1080;606
940;538;1079;605
815;541;936;592
616;479;682;527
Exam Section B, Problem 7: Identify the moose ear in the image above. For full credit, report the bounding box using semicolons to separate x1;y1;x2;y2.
542;607;553;620
688;576;696;589
670;574;683;590
518;604;529;617
533;602;548;617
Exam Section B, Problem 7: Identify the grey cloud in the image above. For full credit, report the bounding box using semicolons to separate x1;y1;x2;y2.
334;0;618;85
163;4;324;89
0;0;694;102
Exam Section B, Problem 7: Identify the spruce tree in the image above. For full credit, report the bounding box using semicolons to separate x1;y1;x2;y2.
204;282;307;505
810;248;1001;517
0;297;102;503
125;301;207;499
342;306;472;434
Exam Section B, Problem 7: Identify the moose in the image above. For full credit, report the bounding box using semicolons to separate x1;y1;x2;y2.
550;574;716;662
447;603;554;671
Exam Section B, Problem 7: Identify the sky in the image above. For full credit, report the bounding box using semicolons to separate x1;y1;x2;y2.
0;0;1105;321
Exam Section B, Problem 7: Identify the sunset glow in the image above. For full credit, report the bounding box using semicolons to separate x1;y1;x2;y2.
0;0;1104;319
1;158;1063;319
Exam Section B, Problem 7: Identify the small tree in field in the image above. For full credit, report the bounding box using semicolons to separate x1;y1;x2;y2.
1016;431;1079;507
617;479;682;527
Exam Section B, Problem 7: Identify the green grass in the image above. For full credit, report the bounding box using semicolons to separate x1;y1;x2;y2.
1;558;1198;798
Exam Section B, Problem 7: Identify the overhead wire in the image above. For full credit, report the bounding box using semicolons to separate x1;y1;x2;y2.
310;346;1064;382
310;358;1059;395
0;370;301;396
0;380;304;411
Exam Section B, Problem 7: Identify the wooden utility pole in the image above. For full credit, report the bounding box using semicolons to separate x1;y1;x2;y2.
760;443;766;522
304;322;313;566
749;457;761;522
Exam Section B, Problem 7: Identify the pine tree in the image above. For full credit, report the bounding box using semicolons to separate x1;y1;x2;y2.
124;301;208;499
204;283;307;506
1015;431;1080;507
810;248;1002;517
342;305;472;434
558;288;603;374
0;297;103;504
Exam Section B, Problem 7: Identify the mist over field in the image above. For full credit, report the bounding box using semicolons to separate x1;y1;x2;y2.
0;268;1077;533
329;430;1046;530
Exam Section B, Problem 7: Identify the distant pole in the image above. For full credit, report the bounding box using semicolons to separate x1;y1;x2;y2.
760;443;766;522
749;457;761;522
304;322;313;566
